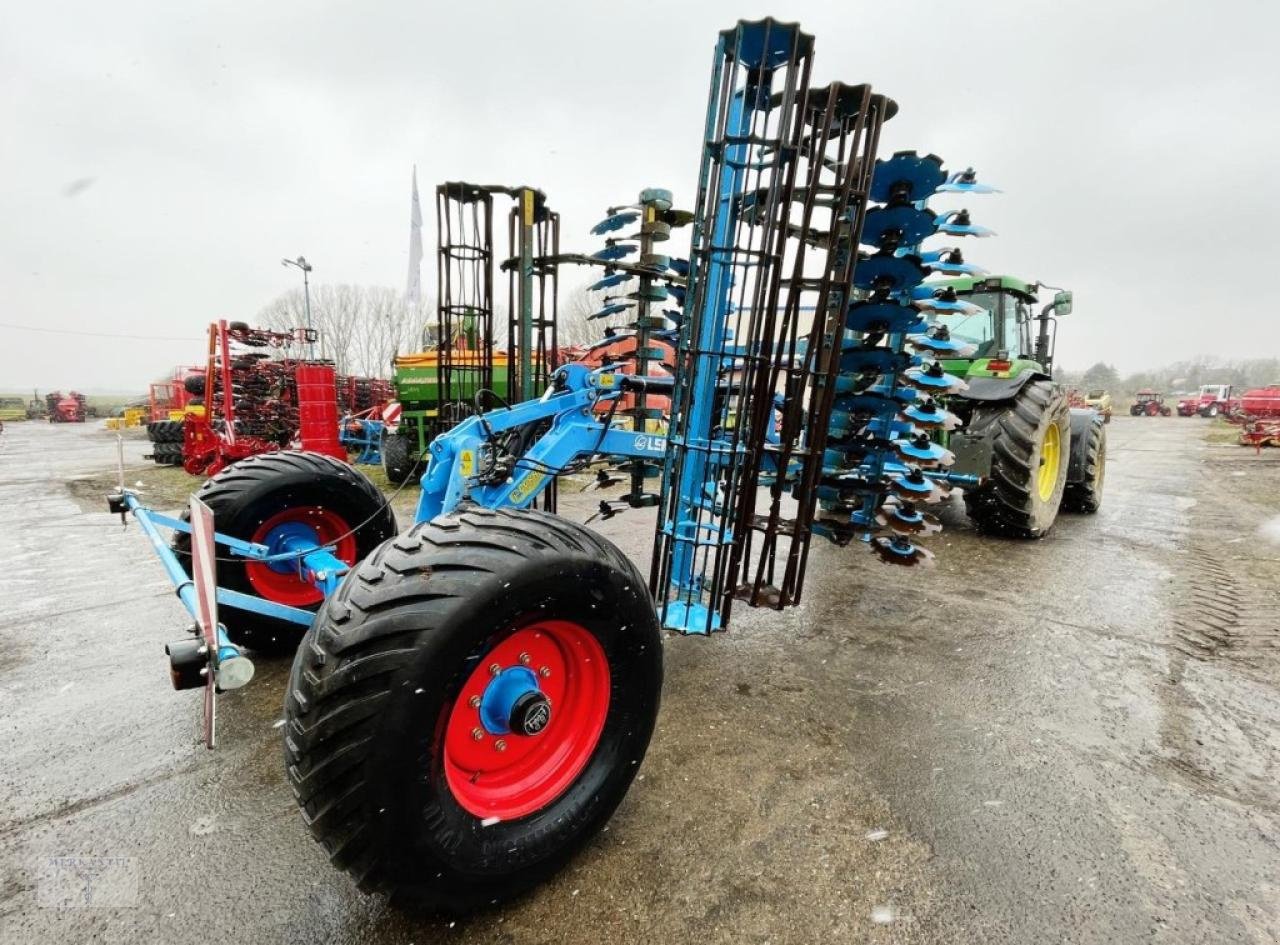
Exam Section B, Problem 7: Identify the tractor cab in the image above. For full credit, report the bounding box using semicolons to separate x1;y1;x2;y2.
927;274;1072;385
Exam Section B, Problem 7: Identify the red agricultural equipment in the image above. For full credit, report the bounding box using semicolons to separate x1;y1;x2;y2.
146;320;393;474
45;391;87;423
1129;389;1172;416
1176;383;1236;417
1235;384;1280;451
148;366;205;422
180;321;342;475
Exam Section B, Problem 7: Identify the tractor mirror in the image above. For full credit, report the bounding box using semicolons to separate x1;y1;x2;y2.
1053;290;1073;316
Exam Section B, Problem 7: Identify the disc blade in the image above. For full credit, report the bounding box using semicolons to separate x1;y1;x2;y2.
871;536;936;567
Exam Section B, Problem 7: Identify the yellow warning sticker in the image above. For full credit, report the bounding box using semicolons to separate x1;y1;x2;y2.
459;449;474;477
522;189;534;226
510;471;547;503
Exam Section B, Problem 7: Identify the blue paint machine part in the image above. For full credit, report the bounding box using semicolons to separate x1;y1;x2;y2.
900;400;962;431
903;363;968;393
591;211;640;235
934;209;995;238
861;204;939;249
894;434;955;466
590;272;634;292
592;243;637;262
906;329;979;357
870;151;946;204
845;300;926;334
937;168;1000;194
853;253;929;292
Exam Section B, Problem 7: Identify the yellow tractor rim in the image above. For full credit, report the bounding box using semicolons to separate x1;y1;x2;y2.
1037;422;1062;501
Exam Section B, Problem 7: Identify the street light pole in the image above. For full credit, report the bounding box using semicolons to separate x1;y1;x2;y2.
281;255;315;359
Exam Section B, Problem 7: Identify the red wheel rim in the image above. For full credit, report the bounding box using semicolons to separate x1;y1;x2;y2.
444;620;610;821
246;506;356;606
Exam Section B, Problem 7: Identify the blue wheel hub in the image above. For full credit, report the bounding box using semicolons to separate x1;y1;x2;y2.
480;666;551;736
261;522;323;575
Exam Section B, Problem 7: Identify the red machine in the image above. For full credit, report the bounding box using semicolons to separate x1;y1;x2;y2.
148;366;205;422
1235;385;1280;451
46;391;87;423
1129;389;1172;417
1240;384;1280;419
1176;383;1237;417
181;321;341;475
170;320;390;476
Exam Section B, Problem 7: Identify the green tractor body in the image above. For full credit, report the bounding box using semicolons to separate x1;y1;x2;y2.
932;275;1106;537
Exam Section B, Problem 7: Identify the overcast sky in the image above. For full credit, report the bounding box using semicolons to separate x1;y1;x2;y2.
3;0;1276;391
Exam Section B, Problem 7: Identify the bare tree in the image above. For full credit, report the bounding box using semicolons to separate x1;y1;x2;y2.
558;279;628;348
257;285;434;377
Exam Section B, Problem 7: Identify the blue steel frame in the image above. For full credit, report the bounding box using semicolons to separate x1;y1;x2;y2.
122;492;347;628
340;417;384;466
416;364;660;520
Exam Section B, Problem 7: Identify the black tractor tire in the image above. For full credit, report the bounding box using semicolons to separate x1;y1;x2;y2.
184;375;206;396
963;380;1071;539
284;508;662;914
1129;404;1142;417
382;430;424;485
173;452;397;653
1062;420;1106;515
1200;404;1219;418
153;442;180;465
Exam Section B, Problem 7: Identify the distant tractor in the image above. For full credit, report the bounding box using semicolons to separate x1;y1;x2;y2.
1176;383;1234;417
1084;388;1113;423
938;275;1106;537
1130;389;1172;416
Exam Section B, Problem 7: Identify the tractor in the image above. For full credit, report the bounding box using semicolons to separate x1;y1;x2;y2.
1130;389;1172;416
936;275;1106;537
1176;383;1234;417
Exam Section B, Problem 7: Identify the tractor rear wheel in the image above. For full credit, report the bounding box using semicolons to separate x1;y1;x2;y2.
382;429;424;485
284;508;662;913
1062;420;1106;514
963;380;1070;538
173;451;396;653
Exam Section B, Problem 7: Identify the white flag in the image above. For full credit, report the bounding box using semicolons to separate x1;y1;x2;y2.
405;166;423;305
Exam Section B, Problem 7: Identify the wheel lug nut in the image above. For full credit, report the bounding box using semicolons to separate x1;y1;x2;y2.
488;663;501;676
468;695;481;708
471;727;484;741
518;652;531;665
538;666;551;678
494;739;507;752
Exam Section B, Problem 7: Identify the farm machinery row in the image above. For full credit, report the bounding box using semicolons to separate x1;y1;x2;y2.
112;18;1107;913
1132;381;1280;450
145;320;392;473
